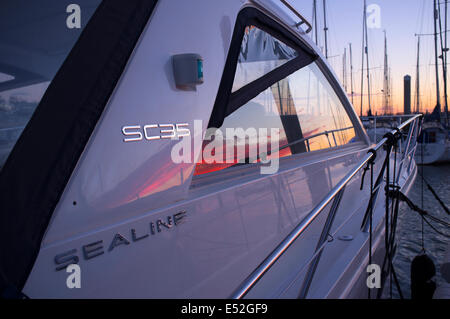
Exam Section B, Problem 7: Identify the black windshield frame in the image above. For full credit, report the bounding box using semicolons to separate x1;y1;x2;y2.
0;0;159;296
208;7;318;129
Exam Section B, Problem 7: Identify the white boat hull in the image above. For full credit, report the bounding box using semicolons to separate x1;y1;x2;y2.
0;0;422;300
415;141;450;165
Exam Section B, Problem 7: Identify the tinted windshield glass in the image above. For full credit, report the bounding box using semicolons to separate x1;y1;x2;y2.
232;26;298;92
0;0;102;169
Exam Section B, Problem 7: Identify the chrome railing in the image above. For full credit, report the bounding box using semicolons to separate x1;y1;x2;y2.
280;126;354;153
230;114;423;299
279;0;313;33
360;115;418;145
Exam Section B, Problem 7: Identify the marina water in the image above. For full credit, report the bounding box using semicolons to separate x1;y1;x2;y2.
390;164;450;298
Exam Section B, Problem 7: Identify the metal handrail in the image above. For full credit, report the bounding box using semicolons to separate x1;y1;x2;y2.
235;126;354;167
230;114;422;299
279;126;354;153
280;0;313;33
361;115;422;232
361;115;417;120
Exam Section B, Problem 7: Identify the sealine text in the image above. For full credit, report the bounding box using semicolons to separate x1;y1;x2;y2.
54;211;187;271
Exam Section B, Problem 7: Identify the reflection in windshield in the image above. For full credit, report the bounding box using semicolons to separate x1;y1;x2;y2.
288;63;356;151
195;61;357;177
0;82;49;166
194;24;357;178
0;0;102;169
232;26;298;92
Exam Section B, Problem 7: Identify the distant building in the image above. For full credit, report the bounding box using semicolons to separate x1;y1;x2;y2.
404;75;411;114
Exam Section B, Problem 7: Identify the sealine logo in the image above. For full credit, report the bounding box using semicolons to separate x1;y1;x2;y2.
54;211;186;271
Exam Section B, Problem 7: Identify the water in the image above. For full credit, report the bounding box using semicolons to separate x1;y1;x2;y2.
390;164;450;299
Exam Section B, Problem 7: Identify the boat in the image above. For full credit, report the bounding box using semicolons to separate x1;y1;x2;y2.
0;0;421;298
416;121;450;164
414;0;450;165
361;116;404;144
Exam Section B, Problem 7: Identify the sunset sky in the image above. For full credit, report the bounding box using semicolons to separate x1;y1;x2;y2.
287;0;447;115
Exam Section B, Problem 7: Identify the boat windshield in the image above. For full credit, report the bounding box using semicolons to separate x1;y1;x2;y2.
0;0;102;170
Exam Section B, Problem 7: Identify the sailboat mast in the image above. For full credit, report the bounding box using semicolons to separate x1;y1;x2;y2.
364;0;372;115
383;31;389;115
312;0;319;45
343;48;347;92
350;43;354;105
416;36;421;113
360;2;366;117
389;66;393;113
445;0;449;125
434;0;441;113
438;0;449;124
323;0;329;59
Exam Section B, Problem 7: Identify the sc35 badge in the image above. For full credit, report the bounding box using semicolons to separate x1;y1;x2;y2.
122;123;190;142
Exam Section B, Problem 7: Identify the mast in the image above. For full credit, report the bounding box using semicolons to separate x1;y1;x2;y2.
389;66;392;114
438;0;449;124
364;0;372;116
323;0;329;59
434;0;441;115
349;43;354;105
342;48;347;92
445;0;449;124
360;2;366;117
383;31;389;115
312;0;319;45
415;36;421;113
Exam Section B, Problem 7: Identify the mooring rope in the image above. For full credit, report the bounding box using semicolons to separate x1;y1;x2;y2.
361;149;376;299
386;189;450;239
420;140;425;252
366;130;405;299
417;170;450;215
